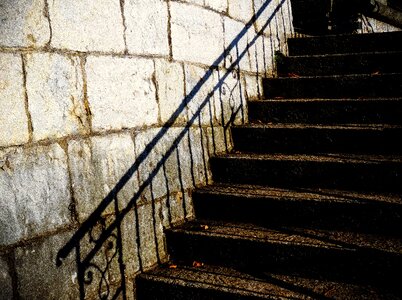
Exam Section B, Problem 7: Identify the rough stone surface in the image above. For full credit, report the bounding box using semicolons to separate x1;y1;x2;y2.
137;203;159;269
124;0;169;56
170;2;224;66
249;34;271;75
134;128;184;202
254;0;290;56
134;125;209;204
228;0;254;23
160;191;186;226
68;133;138;222
86;56;158;132
206;126;232;157
48;0;125;52
0;53;29;147
25;52;89;141
0;0;50;48
182;0;204;6
0;256;13;300
184;64;218;126
244;73;263;100
184;127;210;187
205;0;228;12
363;17;401;33
80;210;140;299
15;231;79;299
0;143;71;246
121;210;141;278
211;68;247;126
224;16;251;71
155;59;186;124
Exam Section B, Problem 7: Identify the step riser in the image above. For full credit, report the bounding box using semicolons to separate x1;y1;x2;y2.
278;52;402;76
248;100;402;125
288;32;402;56
210;157;402;193
231;127;402;154
193;192;402;235
263;75;402;99
166;231;400;288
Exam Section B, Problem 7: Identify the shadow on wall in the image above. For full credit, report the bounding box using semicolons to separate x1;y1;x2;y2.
56;0;291;299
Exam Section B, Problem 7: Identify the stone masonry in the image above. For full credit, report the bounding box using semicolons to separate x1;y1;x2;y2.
0;0;395;298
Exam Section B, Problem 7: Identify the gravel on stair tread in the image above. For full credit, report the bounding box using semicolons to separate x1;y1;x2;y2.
235;124;402;130
218;153;402;163
195;184;402;205
171;220;402;254
141;264;400;299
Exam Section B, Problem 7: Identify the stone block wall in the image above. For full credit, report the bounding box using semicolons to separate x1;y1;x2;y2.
0;0;294;298
361;15;402;33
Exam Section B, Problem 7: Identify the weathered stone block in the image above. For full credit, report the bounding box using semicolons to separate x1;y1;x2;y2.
0;256;13;300
187;127;210;186
206;126;232;157
134;125;209;205
205;0;228;12
86;56;158;132
155;59;187;124
160;191;185;226
254;0;278;34
228;0;254;23
212;68;247;126
124;0;169;56
81;210;140;299
0;53;29;147
249;34;271;75
184;64;218;126
0;0;50;48
224;16;251;72
134;128;184;202
137;203;158;269
15;231;79;299
48;0;125;52
244;73;263;100
254;0;292;45
68;133;138;222
25;52;89;141
0;143;71;246
171;2;224;66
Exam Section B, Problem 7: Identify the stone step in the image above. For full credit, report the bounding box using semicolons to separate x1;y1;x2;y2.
262;73;402;99
231;124;402;154
136;264;400;299
277;51;402;76
210;153;402;193
288;31;402;56
193;184;402;235
165;221;402;290
248;98;402;125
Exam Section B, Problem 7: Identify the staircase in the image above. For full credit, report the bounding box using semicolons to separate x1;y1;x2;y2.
136;31;402;299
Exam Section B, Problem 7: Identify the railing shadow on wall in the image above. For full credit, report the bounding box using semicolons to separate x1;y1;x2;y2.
56;0;291;299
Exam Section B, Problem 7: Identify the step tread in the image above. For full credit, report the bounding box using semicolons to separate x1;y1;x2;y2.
169;220;402;254
195;183;402;205
216;153;402;164
265;72;402;80
235;124;402;130
139;264;399;299
287;50;402;59
279;51;402;76
287;31;402;56
252;98;402;102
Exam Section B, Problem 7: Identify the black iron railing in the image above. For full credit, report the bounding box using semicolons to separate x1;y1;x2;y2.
56;1;292;299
